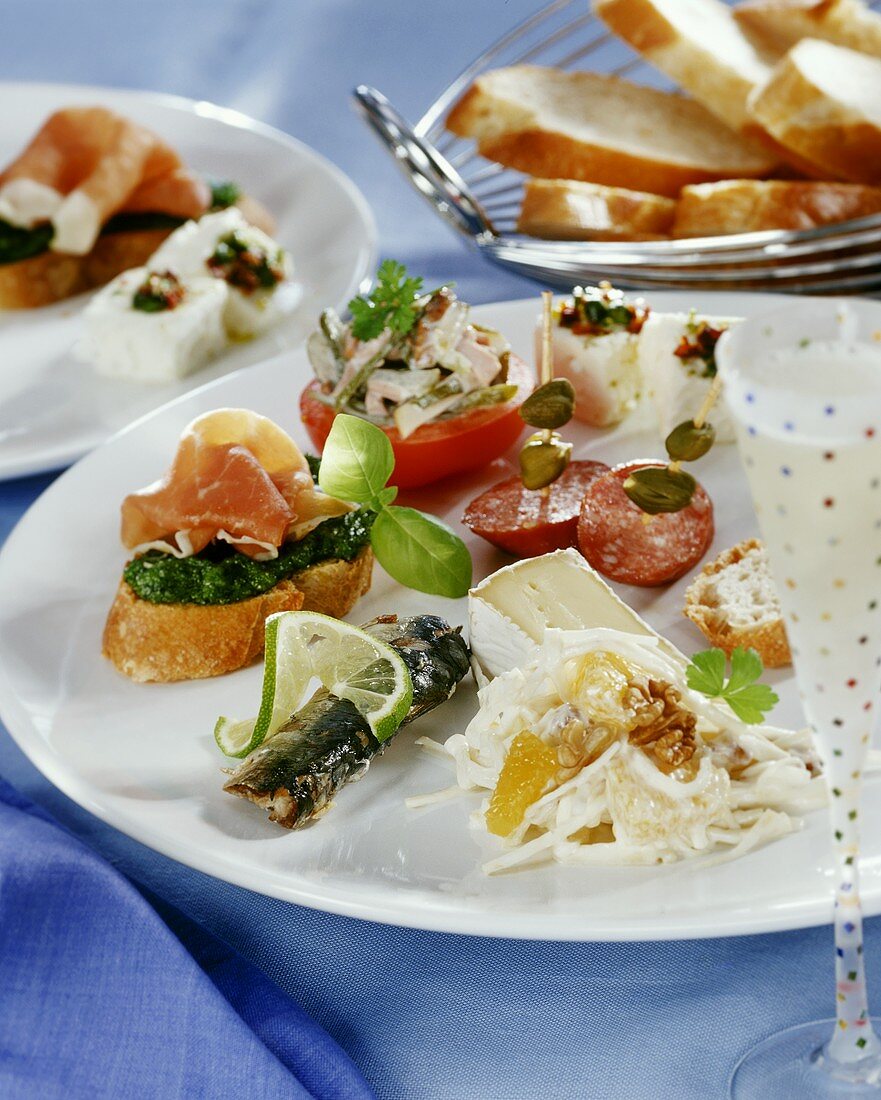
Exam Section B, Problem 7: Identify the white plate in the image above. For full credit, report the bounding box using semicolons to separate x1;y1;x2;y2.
1;291;878;942
0;82;375;481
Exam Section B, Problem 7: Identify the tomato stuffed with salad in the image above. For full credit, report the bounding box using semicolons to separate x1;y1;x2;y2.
300;261;534;489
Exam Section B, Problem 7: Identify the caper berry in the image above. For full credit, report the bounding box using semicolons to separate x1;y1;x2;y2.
665;420;716;462
623;465;697;515
519;432;573;490
519;379;576;430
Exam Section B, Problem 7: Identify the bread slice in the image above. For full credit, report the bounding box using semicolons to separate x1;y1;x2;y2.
592;0;777;134
103;546;374;683
673;178;881;235
446;66;777;197
517;178;675;239
684;539;791;668
0;195;274;310
735;0;881;59
748;39;881;182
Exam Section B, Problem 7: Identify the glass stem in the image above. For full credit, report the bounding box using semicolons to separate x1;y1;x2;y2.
827;774;879;1065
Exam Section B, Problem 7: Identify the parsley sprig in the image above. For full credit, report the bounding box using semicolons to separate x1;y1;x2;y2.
348;260;424;342
685;647;779;725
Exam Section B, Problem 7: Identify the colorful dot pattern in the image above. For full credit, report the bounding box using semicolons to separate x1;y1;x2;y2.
728;370;881;1065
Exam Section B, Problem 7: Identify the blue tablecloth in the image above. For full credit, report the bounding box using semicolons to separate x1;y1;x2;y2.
0;3;876;1098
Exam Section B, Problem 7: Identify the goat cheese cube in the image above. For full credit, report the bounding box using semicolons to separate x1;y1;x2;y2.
82;267;228;383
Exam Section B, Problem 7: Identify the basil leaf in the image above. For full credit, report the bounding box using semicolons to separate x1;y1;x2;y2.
318;414;394;505
371;506;472;598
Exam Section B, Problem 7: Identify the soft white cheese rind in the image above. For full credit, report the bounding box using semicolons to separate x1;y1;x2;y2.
638;312;740;444
468;548;686;679
82;267;228;383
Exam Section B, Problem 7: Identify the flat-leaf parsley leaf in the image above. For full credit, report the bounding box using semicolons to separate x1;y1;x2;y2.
685;646;778;725
348;260;424;342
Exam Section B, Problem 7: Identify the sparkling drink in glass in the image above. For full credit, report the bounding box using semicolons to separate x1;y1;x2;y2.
718;299;881;1098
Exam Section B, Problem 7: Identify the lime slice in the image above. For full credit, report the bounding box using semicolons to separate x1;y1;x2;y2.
214;611;413;758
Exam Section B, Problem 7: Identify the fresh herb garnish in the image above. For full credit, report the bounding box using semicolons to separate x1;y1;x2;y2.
685;647;779;725
674;321;726;378
132;270;186;313
209;180;242;210
348;259;424;342
557;283;649;337
207;231;285;294
318;414;472;598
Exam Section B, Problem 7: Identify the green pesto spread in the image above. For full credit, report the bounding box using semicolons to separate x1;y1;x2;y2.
0;219;54;264
123;509;374;606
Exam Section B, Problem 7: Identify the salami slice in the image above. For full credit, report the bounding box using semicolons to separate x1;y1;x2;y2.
463;460;610;558
577;462;714;586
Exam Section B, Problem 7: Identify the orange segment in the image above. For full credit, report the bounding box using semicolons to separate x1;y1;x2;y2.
486;732;558;838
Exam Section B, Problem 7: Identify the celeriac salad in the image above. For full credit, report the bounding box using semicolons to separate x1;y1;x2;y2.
439;629;826;874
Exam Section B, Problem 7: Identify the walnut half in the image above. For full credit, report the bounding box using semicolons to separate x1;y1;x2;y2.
627;678;698;776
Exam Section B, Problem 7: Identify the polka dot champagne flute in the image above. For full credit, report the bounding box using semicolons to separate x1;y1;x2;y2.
718;299;881;1098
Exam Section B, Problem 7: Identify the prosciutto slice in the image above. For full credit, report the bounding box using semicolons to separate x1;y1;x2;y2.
121;409;349;559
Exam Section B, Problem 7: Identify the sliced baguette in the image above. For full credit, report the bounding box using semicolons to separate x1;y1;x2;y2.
748;39;881;182
517;179;675;239
735;0;881;59
684;539;791;668
673;178;881;235
446;66;777;197
592;0;777;134
103;546;374;683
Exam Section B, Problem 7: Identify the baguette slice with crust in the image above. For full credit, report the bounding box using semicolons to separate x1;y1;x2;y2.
103;546;374;683
517;179;675;240
735;0;881;59
684;539;791;668
673;178;881;235
446;66;777;197
592;0;777;134
748;39;881;183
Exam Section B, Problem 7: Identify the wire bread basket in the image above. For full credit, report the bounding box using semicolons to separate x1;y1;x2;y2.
354;0;881;293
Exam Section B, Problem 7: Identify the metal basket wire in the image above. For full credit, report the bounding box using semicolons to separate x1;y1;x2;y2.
354;0;881;293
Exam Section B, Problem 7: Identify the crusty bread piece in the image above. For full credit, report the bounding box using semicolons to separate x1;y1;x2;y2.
592;0;777;134
103;546;374;683
0;195;274;310
735;0;881;59
0;227;174;309
673;178;881;235
517;179;675;239
684;539;791;668
446;66;777;197
748;39;881;182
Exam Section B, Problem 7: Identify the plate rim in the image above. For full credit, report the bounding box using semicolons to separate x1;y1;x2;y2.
0;79;378;481
0;288;853;942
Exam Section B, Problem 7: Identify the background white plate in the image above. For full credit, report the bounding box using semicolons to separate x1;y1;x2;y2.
1;292;878;941
0;82;376;480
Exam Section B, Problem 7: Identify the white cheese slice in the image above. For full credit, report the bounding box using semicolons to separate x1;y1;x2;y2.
536;323;640;427
81;267;228;383
638;312;740;444
469;548;686;679
148;208;295;338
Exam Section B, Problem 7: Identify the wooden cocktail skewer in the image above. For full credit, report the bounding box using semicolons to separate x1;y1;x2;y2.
539;290;555;498
666;373;723;475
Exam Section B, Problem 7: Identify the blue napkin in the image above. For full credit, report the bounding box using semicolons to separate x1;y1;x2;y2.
0;778;375;1100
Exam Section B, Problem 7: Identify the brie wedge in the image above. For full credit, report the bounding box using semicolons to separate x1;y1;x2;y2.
468;548;685;679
